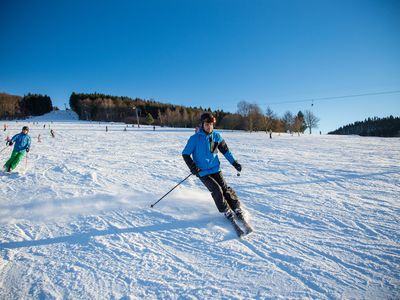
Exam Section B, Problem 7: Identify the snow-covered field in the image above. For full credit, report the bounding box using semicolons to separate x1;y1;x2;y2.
1;112;399;299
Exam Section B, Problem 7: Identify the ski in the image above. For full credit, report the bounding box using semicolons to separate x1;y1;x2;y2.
239;218;254;235
235;211;254;236
226;216;245;238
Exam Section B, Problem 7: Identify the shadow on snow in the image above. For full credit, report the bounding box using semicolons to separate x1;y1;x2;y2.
0;217;214;250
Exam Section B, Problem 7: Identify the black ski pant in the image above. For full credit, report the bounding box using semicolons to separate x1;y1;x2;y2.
199;171;241;213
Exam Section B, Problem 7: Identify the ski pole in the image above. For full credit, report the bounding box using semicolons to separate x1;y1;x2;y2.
0;146;8;154
24;154;28;171
150;173;192;208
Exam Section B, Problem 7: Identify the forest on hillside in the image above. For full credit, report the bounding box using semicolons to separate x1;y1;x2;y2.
0;93;53;119
1;91;320;133
328;116;400;137
69;92;319;133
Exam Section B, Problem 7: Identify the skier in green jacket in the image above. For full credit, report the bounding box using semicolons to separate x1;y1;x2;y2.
4;126;31;172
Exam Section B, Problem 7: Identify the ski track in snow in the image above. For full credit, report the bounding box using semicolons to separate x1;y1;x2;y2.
0;118;399;299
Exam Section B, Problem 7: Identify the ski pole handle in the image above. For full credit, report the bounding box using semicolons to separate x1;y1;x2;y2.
150;173;192;208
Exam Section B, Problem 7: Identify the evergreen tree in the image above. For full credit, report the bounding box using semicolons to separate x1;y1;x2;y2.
329;116;400;137
293;111;306;133
146;113;154;125
20;93;53;116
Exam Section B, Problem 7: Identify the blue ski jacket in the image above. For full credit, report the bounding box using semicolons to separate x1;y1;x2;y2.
182;128;236;177
11;132;31;152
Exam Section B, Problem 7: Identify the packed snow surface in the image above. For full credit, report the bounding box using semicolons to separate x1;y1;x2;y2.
26;110;79;122
1;116;399;299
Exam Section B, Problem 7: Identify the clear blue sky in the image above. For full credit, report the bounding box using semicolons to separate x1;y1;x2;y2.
1;0;399;132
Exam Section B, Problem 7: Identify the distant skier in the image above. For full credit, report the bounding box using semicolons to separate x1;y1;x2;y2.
3;126;31;172
50;129;55;138
182;113;248;227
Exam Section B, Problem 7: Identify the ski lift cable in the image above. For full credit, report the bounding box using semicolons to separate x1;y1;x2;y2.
264;90;400;106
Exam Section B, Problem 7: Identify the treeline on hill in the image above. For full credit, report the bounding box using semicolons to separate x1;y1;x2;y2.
69;92;318;133
0;92;53;119
69;92;218;128
1;91;319;133
329;116;400;137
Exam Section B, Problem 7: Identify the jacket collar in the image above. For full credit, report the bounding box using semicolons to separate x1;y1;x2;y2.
197;128;213;137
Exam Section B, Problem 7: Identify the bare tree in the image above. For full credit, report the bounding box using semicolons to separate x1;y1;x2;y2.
265;106;276;131
237;101;251;130
237;100;264;131
181;108;189;127
0;93;22;119
220;114;243;130
304;110;320;134
237;101;251;117
282;111;295;133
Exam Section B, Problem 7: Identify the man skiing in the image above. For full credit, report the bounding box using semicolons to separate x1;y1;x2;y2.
3;126;31;172
182;113;251;235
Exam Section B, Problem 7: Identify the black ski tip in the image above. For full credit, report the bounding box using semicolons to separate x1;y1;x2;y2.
236;229;245;238
243;228;254;237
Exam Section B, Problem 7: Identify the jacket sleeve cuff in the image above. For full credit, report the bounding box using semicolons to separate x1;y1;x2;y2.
224;151;236;164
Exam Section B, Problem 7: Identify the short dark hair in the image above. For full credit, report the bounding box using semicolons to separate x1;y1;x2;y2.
200;112;215;124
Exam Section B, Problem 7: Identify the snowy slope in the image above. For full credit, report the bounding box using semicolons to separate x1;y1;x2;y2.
0;120;399;299
26;110;79;122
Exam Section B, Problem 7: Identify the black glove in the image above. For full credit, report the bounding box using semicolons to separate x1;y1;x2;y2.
7;141;13;146
190;166;201;176
233;161;242;172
